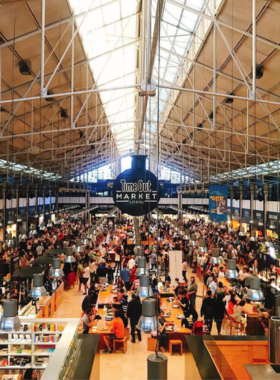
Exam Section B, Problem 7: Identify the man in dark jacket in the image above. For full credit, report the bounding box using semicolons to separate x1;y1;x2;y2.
127;294;142;343
201;290;215;333
82;290;95;312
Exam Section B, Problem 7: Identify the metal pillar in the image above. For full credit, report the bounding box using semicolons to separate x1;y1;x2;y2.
42;189;46;222
26;186;30;230
15;185;19;245
230;185;234;221
252;0;257;100
2;182;7;241
263;183;269;237
250;183;255;233
178;191;182;220
239;185;244;224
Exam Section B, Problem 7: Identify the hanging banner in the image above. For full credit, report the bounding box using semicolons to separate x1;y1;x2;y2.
113;155;160;216
209;185;228;222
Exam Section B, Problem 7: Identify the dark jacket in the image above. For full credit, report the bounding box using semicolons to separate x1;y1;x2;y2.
97;265;107;278
82;295;93;312
201;296;215;319
214;293;226;321
127;299;142;322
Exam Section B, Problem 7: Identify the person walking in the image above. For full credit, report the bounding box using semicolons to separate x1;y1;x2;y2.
120;263;130;291
127;294;142;343
201;290;215;333
188;276;198;308
214;292;226;335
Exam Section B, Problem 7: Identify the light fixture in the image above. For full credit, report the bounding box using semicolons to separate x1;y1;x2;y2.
258;219;264;226
247;277;264;301
0;300;21;331
64;247;76;263
82;233;88;244
47;219;53;228
250;219;255;224
19;59;32;75
269;221;276;230
16;215;22;222
137;275;153;298
35;213;39;218
250;231;258;241
76;239;83;253
239;227;246;237
136;257;147;276
30;274;47;297
40;222;46;231
210;248;222;265
136;298;158;332
200;240;207;253
49;258;64;279
191;234;197;246
225;259;238;279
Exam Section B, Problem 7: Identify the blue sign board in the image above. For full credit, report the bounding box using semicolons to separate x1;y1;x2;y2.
209;185;228;222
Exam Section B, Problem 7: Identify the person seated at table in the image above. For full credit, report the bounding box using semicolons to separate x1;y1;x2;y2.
218;267;225;278
81;308;95;334
116;276;125;290
234;299;246;317
103;310;125;353
120;294;128;313
111;296;123;312
117;288;126;302
82;290;96;312
163;280;171;292
173;278;180;296
157;310;174;352
227;293;237;316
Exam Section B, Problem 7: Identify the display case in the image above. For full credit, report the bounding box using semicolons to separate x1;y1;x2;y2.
0;318;80;380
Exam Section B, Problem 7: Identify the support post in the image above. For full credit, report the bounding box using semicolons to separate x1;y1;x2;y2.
252;0;257;100
15;185;19;245
2;182;7;243
263;183;269;237
40;0;46;97
230;185;234;221
250;183;255;233
239;185;244;224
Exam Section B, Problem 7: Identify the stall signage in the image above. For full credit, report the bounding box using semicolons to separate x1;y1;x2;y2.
113;169;159;216
209;185;228;222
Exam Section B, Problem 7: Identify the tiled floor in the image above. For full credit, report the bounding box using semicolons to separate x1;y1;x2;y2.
53;266;204;380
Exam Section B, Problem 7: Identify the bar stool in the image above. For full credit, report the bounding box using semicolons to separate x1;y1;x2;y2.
113;337;127;353
169;340;182;355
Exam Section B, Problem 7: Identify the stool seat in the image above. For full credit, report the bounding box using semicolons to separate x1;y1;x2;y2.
169;339;182;355
113;337;127;353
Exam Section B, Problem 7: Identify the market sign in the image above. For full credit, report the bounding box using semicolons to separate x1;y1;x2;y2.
209;185;228;222
113;155;160;216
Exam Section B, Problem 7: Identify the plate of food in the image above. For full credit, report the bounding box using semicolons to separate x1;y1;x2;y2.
99;327;108;331
163;314;170;318
176;314;185;319
172;305;180;309
166;327;174;332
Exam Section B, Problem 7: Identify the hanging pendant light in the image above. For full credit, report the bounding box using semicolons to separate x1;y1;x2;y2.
225;259;238;279
0;300;21;331
137;275;153;298
64;247;76;263
247;277;264;301
258;219;264;226
210;248;221;264
49;258;64;279
136;257;147;276
30;274;47;297
47;219;53;228
136;298;158;332
199;240;207;253
40;222;46;231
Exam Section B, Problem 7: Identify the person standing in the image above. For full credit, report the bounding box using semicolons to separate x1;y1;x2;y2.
214;292;226;335
77;260;84;293
188;276;198;308
151;250;157;269
127;294;142;343
82;262;90;295
182;259;188;283
97;260;107;285
201;290;215;333
120;263;130;291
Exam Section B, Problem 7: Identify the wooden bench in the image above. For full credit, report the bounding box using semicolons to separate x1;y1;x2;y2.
113;337;127;353
169;339;183;355
147;337;157;351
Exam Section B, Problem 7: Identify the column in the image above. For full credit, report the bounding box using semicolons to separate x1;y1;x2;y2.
26;185;30;230
230;185;234;220
239;185;244;223
250;183;255;233
42;189;46;220
15;184;19;245
2;182;7;242
178;191;182;220
263;183;269;237
35;185;38;217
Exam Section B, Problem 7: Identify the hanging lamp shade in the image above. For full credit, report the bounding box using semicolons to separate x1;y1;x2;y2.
199;240;207;253
258;219;264;226
250;231;258;241
76;239;83;252
30;274;47;297
136;257;147;276
136;298;158;332
136;247;144;257
47;219;53;228
247;277;264;301
137;275;153;298
183;229;190;240
210;248;221;264
49;258;64;279
0;300;21;331
65;247;76;263
225;259;238;279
